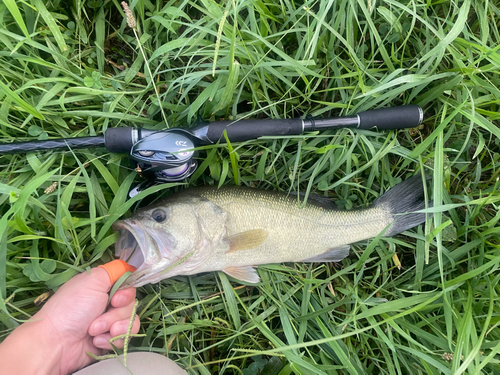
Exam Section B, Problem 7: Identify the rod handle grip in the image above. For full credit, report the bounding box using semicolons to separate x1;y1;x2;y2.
202;118;304;143
357;105;424;130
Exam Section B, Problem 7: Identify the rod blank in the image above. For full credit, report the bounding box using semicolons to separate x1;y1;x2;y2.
0;136;105;154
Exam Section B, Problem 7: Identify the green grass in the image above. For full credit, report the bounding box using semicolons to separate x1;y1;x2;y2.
1;0;500;374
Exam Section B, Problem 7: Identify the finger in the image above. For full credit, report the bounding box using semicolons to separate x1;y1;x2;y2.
93;316;140;350
98;260;136;285
84;335;106;357
88;300;137;336
36;268;110;321
92;334;133;351
93;334;129;350
109;315;140;338
110;288;136;308
93;332;113;350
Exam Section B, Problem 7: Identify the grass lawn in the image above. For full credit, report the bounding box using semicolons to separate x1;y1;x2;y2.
1;0;500;373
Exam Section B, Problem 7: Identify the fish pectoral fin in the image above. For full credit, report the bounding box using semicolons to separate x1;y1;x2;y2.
223;266;260;283
225;229;268;253
302;245;350;262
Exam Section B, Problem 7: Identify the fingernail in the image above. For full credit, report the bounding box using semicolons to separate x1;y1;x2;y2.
94;336;109;348
92;321;106;333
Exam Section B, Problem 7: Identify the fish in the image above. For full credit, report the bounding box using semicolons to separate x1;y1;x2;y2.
113;175;428;287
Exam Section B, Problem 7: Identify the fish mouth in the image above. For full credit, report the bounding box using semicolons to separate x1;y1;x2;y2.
112;219;179;288
113;220;175;270
113;220;151;271
113;219;177;289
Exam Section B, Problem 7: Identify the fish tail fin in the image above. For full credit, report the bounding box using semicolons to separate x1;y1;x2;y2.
374;175;429;237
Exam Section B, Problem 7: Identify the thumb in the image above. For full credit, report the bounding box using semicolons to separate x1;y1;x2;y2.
98;260;137;285
61;261;137;296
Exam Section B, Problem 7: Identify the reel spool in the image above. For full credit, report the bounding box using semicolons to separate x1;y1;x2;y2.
128;130;198;197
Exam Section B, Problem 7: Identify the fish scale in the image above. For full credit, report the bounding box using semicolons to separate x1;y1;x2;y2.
190;187;391;270
113;176;428;287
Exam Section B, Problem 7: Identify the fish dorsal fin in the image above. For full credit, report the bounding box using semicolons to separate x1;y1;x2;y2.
302;245;350;262
225;229;268;253
223;266;260;283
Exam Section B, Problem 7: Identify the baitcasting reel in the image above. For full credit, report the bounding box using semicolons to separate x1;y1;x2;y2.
130;130;197;182
126;129;198;196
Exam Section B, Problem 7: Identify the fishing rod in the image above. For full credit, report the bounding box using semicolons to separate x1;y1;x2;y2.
0;105;423;196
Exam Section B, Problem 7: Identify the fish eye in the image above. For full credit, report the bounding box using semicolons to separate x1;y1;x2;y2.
152;209;167;223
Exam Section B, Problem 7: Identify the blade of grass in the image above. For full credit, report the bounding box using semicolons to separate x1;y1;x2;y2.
3;0;31;41
32;0;68;53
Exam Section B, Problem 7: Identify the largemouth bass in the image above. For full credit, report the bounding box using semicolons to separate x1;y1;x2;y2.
114;176;427;287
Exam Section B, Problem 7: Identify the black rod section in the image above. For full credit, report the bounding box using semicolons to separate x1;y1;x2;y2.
191;118;304;144
356;105;423;130
0;136;105;154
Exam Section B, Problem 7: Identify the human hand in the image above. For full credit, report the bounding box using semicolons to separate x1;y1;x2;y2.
0;264;140;375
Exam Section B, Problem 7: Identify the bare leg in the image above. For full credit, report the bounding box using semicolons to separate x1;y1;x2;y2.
73;352;188;375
